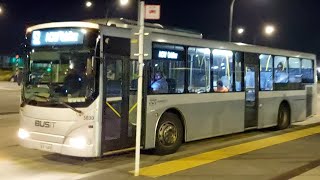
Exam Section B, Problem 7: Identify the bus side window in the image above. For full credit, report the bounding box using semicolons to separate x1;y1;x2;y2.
234;52;243;92
259;54;273;91
288;58;301;83
274;56;288;83
212;49;234;92
302;59;314;83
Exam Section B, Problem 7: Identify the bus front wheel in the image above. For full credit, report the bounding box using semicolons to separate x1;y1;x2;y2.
155;113;183;155
276;103;290;130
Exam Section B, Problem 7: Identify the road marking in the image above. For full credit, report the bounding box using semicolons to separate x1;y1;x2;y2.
134;125;320;178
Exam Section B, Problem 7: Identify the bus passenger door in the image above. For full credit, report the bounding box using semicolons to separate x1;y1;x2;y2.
244;54;259;129
101;36;135;153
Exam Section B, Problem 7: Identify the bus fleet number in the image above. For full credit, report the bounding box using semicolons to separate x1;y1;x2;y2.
84;116;94;120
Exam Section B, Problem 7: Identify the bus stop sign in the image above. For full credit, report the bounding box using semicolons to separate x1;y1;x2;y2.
145;5;160;20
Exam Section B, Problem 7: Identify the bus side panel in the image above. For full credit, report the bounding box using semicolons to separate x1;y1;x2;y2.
258;90;306;128
307;84;318;116
144;93;245;149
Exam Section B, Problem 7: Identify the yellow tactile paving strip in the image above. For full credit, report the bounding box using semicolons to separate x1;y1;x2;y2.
134;125;320;178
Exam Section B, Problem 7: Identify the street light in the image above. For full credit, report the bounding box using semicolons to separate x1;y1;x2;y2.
85;1;93;8
84;0;128;18
237;27;245;35
119;0;129;6
253;24;276;45
264;25;275;36
105;0;129;18
0;6;3;14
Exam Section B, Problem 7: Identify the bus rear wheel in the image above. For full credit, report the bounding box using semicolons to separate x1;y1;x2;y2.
276;103;290;130
155;113;183;155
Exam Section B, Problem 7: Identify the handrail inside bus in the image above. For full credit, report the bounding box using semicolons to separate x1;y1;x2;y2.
266;55;272;71
226;55;230;81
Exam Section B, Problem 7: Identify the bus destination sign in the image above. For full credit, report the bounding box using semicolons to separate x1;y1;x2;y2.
31;29;85;46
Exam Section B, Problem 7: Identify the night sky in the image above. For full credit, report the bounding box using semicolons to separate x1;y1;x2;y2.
0;0;320;62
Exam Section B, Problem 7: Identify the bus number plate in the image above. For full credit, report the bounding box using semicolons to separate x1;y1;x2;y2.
40;143;52;151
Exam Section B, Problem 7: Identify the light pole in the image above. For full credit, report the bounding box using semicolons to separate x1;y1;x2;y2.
135;0;144;176
229;0;236;42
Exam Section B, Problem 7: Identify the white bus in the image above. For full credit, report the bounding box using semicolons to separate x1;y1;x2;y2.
18;18;317;157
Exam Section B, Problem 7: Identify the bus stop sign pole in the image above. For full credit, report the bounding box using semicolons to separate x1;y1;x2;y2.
135;0;145;176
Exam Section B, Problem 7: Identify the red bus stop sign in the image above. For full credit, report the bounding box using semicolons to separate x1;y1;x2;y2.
145;5;160;20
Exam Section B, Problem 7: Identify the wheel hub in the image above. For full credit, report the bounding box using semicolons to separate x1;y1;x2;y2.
158;122;178;146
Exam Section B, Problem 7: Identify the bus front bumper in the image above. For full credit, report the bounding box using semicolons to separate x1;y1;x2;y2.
19;134;96;158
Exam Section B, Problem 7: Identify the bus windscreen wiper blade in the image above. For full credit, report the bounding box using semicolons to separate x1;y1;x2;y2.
53;100;83;114
32;94;83;114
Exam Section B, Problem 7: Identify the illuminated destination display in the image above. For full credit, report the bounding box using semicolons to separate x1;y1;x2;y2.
158;50;178;59
31;28;85;46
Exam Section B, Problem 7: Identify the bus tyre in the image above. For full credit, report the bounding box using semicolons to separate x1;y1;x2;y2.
276;103;290;130
155;113;183;155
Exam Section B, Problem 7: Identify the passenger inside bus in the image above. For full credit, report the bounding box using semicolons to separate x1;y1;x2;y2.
215;80;229;92
151;71;168;94
274;62;288;83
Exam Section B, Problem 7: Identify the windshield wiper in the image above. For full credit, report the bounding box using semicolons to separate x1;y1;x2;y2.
52;99;83;114
25;94;83;114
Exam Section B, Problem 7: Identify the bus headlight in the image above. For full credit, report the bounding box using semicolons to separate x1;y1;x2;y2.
68;136;87;149
18;128;30;139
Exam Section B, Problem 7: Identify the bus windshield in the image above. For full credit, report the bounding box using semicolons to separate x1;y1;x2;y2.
23;28;99;107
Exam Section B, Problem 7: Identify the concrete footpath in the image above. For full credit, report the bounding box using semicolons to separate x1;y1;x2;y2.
0;81;21;114
0;81;21;91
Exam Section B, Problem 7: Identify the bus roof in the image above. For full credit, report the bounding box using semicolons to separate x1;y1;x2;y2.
26;21;99;33
26;18;203;39
87;18;203;39
25;19;316;59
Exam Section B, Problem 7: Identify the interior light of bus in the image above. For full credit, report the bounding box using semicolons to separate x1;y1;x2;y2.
212;66;219;70
212;49;233;56
69;136;87;149
18;128;30;139
196;48;210;55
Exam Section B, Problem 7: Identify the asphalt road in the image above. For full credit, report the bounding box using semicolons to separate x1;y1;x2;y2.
1;81;320;180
